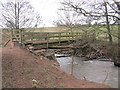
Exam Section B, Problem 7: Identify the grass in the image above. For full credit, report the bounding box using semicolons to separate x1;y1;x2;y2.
25;27;69;33
1;29;11;47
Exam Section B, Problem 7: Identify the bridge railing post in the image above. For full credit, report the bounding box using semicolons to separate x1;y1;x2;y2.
66;32;67;39
19;29;22;46
31;33;33;43
68;32;70;42
47;33;49;49
21;29;25;47
59;33;61;46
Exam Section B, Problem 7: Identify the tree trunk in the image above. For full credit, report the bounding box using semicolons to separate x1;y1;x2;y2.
104;1;113;45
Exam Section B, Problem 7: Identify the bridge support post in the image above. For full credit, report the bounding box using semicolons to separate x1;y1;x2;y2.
71;48;75;75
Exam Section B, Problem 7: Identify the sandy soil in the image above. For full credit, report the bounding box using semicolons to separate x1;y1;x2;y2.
2;46;110;88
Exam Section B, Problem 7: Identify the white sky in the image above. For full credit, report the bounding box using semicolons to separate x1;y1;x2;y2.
30;0;117;27
1;0;120;27
0;0;61;27
30;0;61;27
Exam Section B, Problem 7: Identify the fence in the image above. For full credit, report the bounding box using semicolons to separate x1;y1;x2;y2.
11;28;82;48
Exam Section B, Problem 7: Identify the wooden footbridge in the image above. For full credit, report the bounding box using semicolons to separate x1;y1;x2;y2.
11;27;82;48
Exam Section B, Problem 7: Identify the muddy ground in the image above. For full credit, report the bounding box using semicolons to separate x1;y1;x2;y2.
2;44;111;88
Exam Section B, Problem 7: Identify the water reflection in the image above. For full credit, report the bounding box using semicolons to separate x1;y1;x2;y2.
56;56;118;88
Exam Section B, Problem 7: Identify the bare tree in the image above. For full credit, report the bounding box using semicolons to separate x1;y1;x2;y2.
0;0;42;29
104;1;113;45
54;6;80;28
59;0;120;45
113;0;120;11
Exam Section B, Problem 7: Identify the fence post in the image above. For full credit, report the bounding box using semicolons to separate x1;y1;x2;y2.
19;29;24;46
11;29;13;42
21;29;25;47
21;29;26;47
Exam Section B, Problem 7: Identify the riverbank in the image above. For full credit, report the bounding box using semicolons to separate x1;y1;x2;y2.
2;47;110;88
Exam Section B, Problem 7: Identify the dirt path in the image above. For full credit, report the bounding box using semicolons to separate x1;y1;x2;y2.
2;47;110;88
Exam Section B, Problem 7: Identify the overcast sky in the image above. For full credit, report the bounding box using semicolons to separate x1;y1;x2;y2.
29;0;117;27
1;0;120;27
30;0;61;27
0;0;61;27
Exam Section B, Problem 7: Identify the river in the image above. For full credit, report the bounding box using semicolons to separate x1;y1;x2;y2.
56;56;118;88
